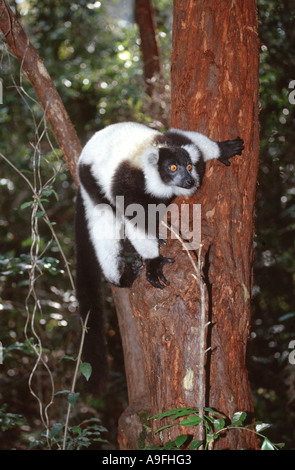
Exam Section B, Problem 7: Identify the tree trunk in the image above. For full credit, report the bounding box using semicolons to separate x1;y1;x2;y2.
170;0;260;449
134;0;162;97
118;0;260;450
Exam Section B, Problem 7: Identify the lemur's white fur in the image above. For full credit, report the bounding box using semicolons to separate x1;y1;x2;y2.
80;122;161;204
78;122;211;202
169;128;221;161
79;185;124;284
78;122;222;285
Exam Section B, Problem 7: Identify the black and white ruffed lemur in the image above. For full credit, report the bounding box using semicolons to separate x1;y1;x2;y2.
75;121;244;388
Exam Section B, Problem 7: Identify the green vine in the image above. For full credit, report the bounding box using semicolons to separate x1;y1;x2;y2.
146;407;285;450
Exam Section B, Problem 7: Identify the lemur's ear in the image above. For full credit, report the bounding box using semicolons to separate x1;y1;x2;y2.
145;148;159;166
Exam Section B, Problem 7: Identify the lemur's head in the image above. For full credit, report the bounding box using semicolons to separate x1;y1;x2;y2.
158;147;196;189
143;144;201;199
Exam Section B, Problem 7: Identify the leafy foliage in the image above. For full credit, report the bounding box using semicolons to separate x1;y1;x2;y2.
249;0;295;449
0;404;26;432
0;0;151;449
29;417;107;450
147;407;285;450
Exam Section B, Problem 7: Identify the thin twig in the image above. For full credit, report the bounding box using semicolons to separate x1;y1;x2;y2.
0;109;73;446
0;36;78;449
0;152;75;290
193;246;206;445
161;221;209;448
62;311;90;450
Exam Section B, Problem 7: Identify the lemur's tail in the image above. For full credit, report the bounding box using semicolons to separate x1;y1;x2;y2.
74;188;108;392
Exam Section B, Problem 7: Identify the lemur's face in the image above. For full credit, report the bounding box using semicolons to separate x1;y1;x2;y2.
158;147;196;189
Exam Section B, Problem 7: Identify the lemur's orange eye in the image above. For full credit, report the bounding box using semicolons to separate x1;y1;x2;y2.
187;164;192;171
170;164;178;172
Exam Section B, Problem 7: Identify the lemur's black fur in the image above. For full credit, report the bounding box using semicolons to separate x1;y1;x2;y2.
75;122;244;389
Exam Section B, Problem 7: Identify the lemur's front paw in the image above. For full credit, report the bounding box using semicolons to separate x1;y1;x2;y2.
145;256;175;289
217;137;244;166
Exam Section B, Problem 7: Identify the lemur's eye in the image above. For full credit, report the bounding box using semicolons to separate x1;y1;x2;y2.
170;164;178;172
187;164;192;171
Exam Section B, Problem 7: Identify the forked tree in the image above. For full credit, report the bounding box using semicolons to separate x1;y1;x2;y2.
0;0;260;450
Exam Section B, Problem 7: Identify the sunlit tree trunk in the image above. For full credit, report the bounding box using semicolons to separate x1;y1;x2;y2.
168;0;260;449
118;0;260;450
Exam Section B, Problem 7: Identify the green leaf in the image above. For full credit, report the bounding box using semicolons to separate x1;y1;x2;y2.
67;392;80;407
232;411;247;426
163;441;177;450
151;407;197;420
168;409;198;420
54;389;71;396
72;425;82;435
35;210;46;218
51;189;59;201
153;423;175;434
180;416;203;426
274;442;285;449
79;362;92;381
41;188;59;201
174;435;188;448
190;440;203;450
206;433;216;443
213;418;225;430
261;437;275;450
60;354;75;361
50;422;63;438
204;407;224;417
255;423;271;433
20;201;34;210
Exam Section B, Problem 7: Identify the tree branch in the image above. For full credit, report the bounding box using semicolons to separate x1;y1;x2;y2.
135;0;162;97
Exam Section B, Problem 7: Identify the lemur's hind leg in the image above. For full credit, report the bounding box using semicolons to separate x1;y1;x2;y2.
118;238;143;288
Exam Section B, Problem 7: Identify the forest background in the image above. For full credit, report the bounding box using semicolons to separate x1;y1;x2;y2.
0;0;294;450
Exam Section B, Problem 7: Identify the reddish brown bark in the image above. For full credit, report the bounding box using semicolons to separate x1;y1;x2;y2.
170;1;260;449
118;0;260;450
135;0;162;97
0;0;81;184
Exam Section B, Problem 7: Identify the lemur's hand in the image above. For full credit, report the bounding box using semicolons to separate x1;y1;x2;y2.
145;256;175;289
217;137;244;166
